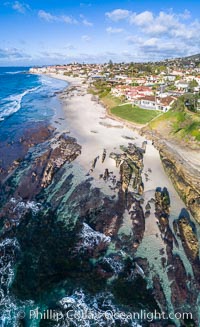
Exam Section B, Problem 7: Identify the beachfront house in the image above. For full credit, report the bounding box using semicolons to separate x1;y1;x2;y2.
111;85;153;101
139;96;157;109
157;96;176;112
136;95;175;112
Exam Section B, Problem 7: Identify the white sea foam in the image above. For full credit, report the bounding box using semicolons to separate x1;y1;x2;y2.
0;238;36;326
10;197;41;218
75;223;111;251
39;76;54;85
58;290;142;327
39;75;68;91
0;86;40;121
5;71;25;75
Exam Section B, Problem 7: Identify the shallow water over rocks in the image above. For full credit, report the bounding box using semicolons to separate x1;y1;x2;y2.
0;79;199;327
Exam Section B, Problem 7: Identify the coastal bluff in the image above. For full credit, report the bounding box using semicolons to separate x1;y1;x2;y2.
141;129;200;225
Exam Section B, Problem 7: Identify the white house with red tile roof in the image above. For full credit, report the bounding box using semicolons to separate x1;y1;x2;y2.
135;95;176;112
111;85;153;100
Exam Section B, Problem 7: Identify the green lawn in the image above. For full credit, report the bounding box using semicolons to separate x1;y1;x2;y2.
149;108;200;141
101;94;122;108
111;104;160;124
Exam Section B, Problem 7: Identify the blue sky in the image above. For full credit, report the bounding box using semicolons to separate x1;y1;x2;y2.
1;0;200;65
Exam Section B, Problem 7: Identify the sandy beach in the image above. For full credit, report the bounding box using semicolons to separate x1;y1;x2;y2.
49;73;200;175
48;72;200;265
48;73;175;187
46;73;200;318
48;73;198;188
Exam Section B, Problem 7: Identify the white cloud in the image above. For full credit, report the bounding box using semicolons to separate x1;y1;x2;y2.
0;47;31;61
106;27;124;34
143;38;158;47
81;35;91;42
38;10;78;24
128;11;181;35
4;1;30;14
3;5;200;64
82;19;93;26
12;1;29;13
133;10;200;42
64;44;76;50
35;8;200;63
80;14;93;26
38;10;57;22
39;51;68;60
170;20;200;41
106;8;196;40
140;11;200;46
130;11;153;26
140;38;186;57
145;23;168;35
126;34;196;60
126;35;143;44
106;7;200;59
12;1;27;14
179;9;191;20
61;15;78;24
105;9;130;21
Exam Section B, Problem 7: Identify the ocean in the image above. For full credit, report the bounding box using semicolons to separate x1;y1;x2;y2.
0;67;69;327
0;67;67;141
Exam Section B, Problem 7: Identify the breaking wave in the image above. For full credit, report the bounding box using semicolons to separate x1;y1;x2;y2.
0;86;40;121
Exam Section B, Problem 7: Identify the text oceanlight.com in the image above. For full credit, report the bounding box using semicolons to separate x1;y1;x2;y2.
24;308;193;323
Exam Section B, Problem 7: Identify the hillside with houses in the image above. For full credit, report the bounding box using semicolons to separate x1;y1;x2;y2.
30;55;200;144
30;55;200;113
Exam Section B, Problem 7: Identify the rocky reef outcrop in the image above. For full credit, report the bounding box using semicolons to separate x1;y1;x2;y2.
177;216;199;262
110;143;144;194
0;132;81;228
1;116;199;327
152;187;200;325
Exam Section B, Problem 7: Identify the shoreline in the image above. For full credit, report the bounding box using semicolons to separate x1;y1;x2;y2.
45;72;200;224
1;71;199;325
45;72;200;322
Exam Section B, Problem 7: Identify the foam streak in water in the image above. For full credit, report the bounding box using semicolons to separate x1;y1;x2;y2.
5;71;26;75
0;86;40;121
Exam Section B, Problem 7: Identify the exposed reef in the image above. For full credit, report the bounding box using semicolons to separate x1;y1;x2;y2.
0;117;199;326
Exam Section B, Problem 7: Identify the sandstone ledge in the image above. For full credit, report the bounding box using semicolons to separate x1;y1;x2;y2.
141;129;200;224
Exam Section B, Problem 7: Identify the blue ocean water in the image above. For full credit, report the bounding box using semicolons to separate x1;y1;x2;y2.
0;67;69;327
0;67;67;142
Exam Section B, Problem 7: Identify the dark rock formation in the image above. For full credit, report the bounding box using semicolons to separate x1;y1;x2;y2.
0;123;53;183
177;216;199;262
1;118;199;327
17;134;80;198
